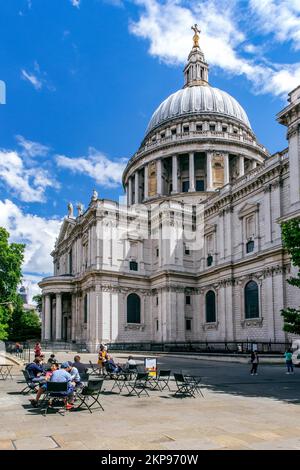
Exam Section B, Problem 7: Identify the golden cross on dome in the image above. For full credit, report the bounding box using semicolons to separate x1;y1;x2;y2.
191;24;201;47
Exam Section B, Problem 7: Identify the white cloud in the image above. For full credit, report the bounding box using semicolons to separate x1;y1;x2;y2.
70;0;81;8
21;69;42;90
0;149;58;202
0;199;61;276
21;61;55;92
56;148;127;188
129;0;300;97
21;274;43;304
16;135;50;158
250;0;300;50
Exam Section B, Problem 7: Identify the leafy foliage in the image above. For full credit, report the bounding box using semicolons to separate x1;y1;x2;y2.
0;227;25;340
32;294;42;314
9;295;41;341
281;218;300;335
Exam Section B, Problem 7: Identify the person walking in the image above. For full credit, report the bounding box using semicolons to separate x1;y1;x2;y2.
250;351;259;375
284;348;294;374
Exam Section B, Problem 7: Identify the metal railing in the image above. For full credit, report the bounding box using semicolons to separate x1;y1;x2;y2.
5;341;31;363
106;341;291;354
41;341;87;352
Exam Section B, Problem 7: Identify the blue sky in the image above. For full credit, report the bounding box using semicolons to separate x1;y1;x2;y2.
0;0;299;299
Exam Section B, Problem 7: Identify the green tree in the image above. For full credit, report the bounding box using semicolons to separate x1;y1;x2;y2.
281;218;300;334
9;295;41;341
32;294;42;314
0;227;25;340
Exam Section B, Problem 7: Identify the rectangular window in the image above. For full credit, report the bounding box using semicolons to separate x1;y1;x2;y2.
129;261;138;271
182;181;189;193
171;128;176;135
84;295;88;323
246;240;255;253
222;126;228;132
156;319;159;331
210;125;216;131
196;124;202;132
185;319;192;331
184;245;190;255
160;133;165;139
183;126;189;133
196;180;204;191
186;295;191;305
69;248;73;274
156;248;159;257
156;296;159;306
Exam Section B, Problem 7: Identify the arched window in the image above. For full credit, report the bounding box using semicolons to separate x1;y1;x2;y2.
127;293;141;324
207;255;213;267
245;281;259;319
206;290;216;323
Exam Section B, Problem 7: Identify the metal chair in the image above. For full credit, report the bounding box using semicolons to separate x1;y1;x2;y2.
173;372;199;398
183;373;205;397
150;369;171;391
20;370;39;394
76;379;104;413
124;372;150;397
40;382;70;415
89;361;101;375
79;372;90;383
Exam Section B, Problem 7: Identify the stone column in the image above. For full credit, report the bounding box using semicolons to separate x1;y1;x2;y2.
128;177;132;206
189;152;195;192
206;152;213;191
44;294;51;340
157;159;162;195
239;156;245;177
252;160;257;169
134;172;139;204
224;153;230;185
171;155;178;193
144;165;149;200
55;293;62;340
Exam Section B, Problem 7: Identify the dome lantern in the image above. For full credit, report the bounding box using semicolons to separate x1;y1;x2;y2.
183;24;209;88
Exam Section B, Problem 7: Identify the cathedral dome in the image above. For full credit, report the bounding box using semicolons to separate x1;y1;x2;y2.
146;85;251;135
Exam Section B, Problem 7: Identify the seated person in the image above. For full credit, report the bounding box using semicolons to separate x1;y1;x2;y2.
124;356;137;370
72;355;88;375
26;357;45;382
30;362;74;409
105;355;122;374
66;361;82;387
47;354;58;365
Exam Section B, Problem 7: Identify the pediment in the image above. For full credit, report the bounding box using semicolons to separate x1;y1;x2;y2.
238;203;259;219
56;217;76;245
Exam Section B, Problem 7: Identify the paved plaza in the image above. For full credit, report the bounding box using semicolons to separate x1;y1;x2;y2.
1;353;300;450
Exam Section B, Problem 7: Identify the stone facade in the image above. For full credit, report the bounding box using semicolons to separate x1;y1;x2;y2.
39;33;300;352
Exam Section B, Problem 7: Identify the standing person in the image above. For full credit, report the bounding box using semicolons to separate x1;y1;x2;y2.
97;344;108;375
34;342;41;357
250;351;259;375
284;348;294;374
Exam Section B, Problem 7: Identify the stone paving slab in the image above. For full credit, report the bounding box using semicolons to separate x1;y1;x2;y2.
2;360;300;450
13;436;59;450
